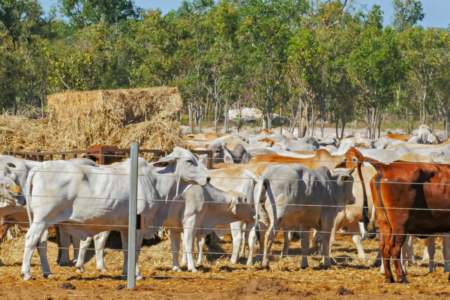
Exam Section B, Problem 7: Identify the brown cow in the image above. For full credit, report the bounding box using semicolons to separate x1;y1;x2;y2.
385;134;412;142
87;145;125;165
339;147;450;283
249;149;345;171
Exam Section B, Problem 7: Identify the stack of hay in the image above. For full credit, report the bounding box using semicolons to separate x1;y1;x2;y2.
0;87;190;157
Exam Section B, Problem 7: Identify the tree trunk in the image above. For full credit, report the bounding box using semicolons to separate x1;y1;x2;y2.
445;110;450;139
335;116;339;138
301;101;309;137
199;105;202;133
189;103;193;134
340;114;346;138
279;102;282;134
214;101;218;133
297;97;302;138
311;105;315;137
320;98;325;138
266;87;271;130
225;99;229;133
377;113;382;138
422;87;427;124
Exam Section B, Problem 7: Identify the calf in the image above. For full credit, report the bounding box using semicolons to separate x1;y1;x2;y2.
164;185;253;272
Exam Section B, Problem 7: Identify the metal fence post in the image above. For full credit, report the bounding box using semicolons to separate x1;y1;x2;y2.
127;142;139;289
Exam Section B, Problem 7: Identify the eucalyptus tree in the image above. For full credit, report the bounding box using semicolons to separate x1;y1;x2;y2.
348;6;408;138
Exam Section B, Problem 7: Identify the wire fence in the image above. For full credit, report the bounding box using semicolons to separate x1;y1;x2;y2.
2;149;450;288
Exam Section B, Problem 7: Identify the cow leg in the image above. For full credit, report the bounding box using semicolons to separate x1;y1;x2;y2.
401;235;415;266
422;238;430;261
379;232;394;283
75;237;92;272
348;222;366;260
443;234;450;273
180;232;186;266
230;221;242;264
72;235;80;265
261;224;275;269
170;230;182;272
58;227;71;266
120;230;144;280
321;231;332;267
196;235;206;265
280;231;291;259
390;232;408;283
427;236;436;273
183;226;198;272
239;223;247;258
135;230;144;280
22;221;49;280
246;226;257;266
36;229;54;279
94;232;109;272
300;225;311;269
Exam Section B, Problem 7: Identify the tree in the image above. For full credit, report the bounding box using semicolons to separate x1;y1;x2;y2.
348;8;408;138
400;27;446;125
391;0;424;32
58;0;139;28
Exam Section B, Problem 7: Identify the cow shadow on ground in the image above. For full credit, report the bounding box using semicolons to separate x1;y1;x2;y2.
66;275;125;281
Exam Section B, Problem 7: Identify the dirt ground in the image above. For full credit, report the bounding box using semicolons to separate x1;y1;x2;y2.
1;231;450;299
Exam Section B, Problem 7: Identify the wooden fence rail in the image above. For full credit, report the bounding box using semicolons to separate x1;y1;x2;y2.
11;148;213;169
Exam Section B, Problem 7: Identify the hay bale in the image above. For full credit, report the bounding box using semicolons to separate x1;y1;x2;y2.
0;87;190;156
47;87;182;126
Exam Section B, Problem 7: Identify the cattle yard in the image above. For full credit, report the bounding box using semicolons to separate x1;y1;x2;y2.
1;228;449;299
2;88;450;299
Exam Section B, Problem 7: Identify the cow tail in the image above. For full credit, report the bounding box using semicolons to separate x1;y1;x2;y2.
358;162;370;232
25;169;36;227
253;178;266;241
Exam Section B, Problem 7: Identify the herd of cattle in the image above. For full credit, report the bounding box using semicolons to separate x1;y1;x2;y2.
1;124;450;284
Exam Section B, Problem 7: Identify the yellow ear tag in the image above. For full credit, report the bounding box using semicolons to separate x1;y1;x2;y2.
9;186;20;193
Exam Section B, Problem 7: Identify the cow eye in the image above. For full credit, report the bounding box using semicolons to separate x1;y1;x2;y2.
186;160;193;164
352;158;358;162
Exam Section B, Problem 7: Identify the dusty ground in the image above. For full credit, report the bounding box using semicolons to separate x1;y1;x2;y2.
1;230;450;299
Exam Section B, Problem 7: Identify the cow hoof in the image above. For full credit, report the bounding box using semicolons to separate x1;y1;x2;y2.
189;268;198;273
76;268;84;273
23;273;32;281
136;275;144;280
0;261;4;267
43;274;55;279
385;277;395;284
98;268;108;272
397;277;410;284
172;267;181;272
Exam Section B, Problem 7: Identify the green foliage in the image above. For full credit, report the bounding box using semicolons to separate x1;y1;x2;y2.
392;0;425;32
58;0;139;28
1;0;450;136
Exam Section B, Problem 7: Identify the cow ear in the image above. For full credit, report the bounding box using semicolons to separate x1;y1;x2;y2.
152;157;177;168
340;174;352;182
224;149;234;163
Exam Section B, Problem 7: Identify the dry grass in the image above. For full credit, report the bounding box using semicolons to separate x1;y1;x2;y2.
1;231;450;295
0;87;190;156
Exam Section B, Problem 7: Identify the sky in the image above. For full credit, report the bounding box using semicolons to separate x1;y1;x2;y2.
40;0;450;29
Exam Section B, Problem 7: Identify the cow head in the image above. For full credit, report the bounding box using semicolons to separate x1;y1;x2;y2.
0;176;22;216
332;168;356;207
207;140;234;165
226;190;254;222
334;147;371;232
152;147;210;189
